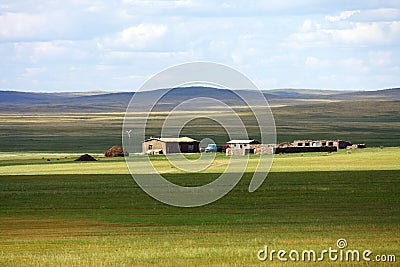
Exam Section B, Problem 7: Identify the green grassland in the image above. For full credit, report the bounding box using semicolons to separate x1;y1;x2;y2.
0;96;398;265
0;100;399;152
0;148;399;266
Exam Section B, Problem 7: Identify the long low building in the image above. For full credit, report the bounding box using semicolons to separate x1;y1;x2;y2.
292;139;352;150
226;139;354;155
274;139;352;153
226;140;275;155
142;137;200;154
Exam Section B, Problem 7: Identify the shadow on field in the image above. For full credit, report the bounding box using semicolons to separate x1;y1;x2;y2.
1;170;399;266
1;170;398;228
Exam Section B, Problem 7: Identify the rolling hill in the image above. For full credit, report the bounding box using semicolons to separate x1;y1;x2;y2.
0;87;399;151
0;87;399;112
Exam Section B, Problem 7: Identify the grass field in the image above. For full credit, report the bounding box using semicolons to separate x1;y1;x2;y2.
0;148;399;266
0;100;399;152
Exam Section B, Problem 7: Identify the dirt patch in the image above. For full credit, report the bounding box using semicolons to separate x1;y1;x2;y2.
104;145;128;157
0;216;135;241
75;154;97;161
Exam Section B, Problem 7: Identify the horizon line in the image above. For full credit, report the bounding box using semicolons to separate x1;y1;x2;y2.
1;86;399;94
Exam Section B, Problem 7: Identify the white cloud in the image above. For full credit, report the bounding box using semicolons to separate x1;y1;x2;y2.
119;0;201;16
101;50;193;65
327;21;400;45
121;24;167;47
1;1;399;91
101;24;168;50
325;10;360;22
0;11;71;41
0;12;42;39
289;8;400;48
353;8;400;22
13;41;69;63
300;19;317;32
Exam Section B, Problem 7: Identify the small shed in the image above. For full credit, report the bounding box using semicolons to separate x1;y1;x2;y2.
226;139;260;156
142;137;200;154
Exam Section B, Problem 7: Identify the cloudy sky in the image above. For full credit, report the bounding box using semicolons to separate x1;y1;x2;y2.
0;0;399;92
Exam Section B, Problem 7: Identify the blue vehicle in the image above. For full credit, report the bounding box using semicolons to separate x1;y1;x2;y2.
205;144;217;152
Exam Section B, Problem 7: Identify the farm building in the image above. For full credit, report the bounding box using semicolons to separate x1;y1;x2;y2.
275;139;352;153
226;139;355;155
225;140;276;155
142;137;200;154
292;139;351;149
226;140;259;156
347;143;367;149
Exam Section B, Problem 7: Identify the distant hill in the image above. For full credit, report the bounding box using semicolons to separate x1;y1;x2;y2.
0;91;62;103
264;88;345;98
0;87;399;151
326;88;400;100
0;87;399;112
263;88;400;100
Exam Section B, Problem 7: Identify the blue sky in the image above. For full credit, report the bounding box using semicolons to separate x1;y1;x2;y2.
0;0;399;92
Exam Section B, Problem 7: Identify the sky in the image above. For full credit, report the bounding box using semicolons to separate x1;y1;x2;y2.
0;0;399;92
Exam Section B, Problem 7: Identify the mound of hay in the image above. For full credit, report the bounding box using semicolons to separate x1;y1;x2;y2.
75;154;97;161
104;145;128;157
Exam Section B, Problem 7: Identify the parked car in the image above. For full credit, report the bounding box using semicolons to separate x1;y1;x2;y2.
205;144;217;152
217;144;228;153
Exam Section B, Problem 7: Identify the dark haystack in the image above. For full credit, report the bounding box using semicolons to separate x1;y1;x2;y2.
104;145;128;157
75;154;97;161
